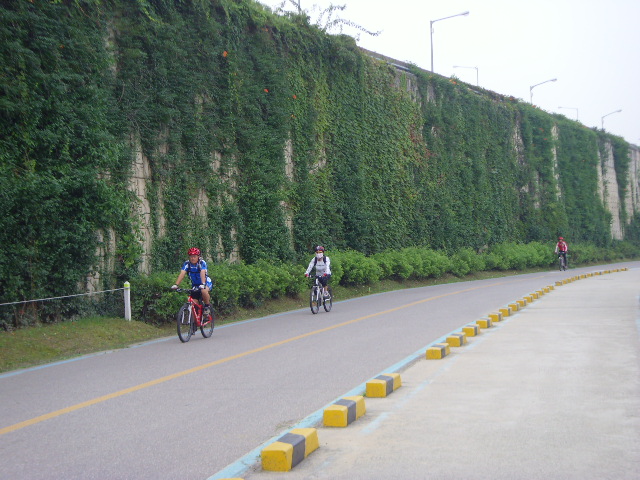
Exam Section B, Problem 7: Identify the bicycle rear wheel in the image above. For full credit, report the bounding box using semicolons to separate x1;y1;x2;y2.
310;287;320;314
323;286;333;312
177;304;193;343
200;309;215;338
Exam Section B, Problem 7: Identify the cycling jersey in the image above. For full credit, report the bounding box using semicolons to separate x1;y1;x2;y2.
305;255;332;276
555;241;568;253
181;259;213;289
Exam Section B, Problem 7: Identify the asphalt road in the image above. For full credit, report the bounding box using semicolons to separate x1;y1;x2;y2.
1;262;636;480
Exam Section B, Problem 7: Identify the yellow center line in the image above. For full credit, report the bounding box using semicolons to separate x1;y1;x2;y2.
1;276;544;435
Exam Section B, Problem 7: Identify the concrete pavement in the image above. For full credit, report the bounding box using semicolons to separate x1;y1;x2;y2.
232;267;640;480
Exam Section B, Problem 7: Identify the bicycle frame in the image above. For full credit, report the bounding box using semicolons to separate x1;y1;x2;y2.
174;287;214;342
309;275;332;314
182;289;204;326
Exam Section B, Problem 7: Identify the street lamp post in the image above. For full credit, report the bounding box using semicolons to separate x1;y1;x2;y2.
558;106;579;121
529;78;557;104
601;109;622;130
430;11;469;73
453;65;479;86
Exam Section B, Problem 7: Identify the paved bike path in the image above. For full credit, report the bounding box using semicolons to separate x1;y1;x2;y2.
232;267;640;480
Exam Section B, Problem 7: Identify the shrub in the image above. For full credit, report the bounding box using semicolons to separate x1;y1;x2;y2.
331;250;380;286
130;272;184;324
452;248;485;275
410;248;451;278
372;250;414;280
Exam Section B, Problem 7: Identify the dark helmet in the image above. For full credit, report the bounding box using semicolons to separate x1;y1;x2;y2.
188;247;201;256
315;245;325;252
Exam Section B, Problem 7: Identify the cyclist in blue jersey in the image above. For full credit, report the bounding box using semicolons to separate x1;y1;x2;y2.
171;247;213;316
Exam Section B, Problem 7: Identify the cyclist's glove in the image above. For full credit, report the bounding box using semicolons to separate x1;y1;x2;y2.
171;284;178;290
199;284;205;289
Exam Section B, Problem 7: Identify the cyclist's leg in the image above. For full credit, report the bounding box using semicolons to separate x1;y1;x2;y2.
318;275;329;297
201;279;212;315
323;275;332;297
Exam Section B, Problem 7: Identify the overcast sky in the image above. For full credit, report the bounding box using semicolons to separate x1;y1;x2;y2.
258;0;640;146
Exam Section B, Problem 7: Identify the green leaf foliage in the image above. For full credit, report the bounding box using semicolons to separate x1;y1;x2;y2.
1;1;639;328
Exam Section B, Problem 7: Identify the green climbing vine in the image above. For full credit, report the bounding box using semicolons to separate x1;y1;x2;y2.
1;0;638;328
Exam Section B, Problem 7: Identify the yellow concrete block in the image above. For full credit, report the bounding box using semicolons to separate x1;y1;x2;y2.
526;295;534;302
366;373;401;397
261;428;319;471
323;404;350;427
365;379;388;397
499;307;511;317
517;299;526;308
385;372;402;390
447;332;467;347
509;303;519;311
462;325;479;337
262;442;294;472
488;312;502;323
343;395;366;419
476;318;492;329
290;428;319;458
426;343;450;359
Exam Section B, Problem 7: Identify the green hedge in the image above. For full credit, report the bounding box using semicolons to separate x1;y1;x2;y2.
127;241;640;324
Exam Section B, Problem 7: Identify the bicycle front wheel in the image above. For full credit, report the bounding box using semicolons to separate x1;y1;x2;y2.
310;287;320;314
177;304;193;343
200;308;215;338
323;286;333;312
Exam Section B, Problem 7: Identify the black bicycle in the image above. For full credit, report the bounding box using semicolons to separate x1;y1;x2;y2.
309;275;332;314
558;253;568;271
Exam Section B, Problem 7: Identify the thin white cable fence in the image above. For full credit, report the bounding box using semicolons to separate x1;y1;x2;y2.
0;282;132;329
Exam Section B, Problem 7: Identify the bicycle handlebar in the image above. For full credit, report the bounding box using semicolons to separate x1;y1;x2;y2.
172;287;201;293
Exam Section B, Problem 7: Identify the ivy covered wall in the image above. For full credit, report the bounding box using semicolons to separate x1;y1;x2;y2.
0;0;637;306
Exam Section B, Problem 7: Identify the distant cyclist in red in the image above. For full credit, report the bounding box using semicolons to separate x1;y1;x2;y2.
171;247;213;317
555;236;568;268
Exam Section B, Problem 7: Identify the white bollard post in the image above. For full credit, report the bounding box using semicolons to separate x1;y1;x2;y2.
124;281;131;321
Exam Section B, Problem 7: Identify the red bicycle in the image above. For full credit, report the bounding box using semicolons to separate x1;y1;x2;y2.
173;287;214;342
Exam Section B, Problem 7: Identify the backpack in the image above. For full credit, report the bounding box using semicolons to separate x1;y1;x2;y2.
185;259;205;276
313;255;327;266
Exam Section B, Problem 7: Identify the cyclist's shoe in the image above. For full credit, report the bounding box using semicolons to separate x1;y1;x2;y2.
324;293;331;299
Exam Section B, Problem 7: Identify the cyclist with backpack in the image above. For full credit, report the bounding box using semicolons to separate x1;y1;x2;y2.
555;236;568;268
171;247;213;317
305;245;332;298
